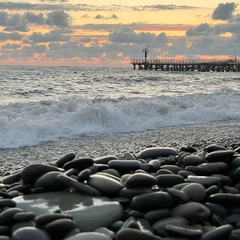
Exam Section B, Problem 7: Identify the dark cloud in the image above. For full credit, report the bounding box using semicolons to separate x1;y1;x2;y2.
95;14;105;19
1;43;21;50
109;27;169;45
0;32;23;41
0;2;198;12
212;2;237;20
46;10;71;27
28;31;70;43
110;14;118;19
186;23;213;36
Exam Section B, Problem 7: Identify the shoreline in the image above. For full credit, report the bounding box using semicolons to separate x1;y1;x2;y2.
1;120;239;175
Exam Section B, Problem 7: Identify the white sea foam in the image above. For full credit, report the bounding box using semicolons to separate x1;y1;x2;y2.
0;88;239;148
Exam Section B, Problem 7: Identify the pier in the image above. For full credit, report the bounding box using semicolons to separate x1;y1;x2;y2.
131;46;240;71
131;58;240;72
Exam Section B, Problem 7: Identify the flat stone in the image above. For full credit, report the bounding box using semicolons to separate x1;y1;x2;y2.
137;147;178;159
12;227;50;240
63;158;94;171
156;174;184;188
181;183;206;202
13;190;123;231
131;192;174;212
124;173;157;188
201;224;233;240
116;228;161;240
171;202;211;223
205;150;235;162
153;216;189;237
21;164;63;185
55;153;76;168
187;175;221;186
64;232;112;240
87;174;123;196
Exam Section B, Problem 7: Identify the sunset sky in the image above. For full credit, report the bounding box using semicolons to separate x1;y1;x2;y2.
1;1;240;66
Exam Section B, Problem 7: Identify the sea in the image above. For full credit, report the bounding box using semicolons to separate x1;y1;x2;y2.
0;65;240;150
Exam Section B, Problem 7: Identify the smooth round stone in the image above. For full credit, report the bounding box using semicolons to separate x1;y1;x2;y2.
0;236;10;240
205;185;220;196
35;171;65;191
131;192;174;212
35;213;73;227
159;165;182;174
171;202;211;222
108;160;141;172
63;158;94;171
0;226;10;236
198;162;228;175
77;169;91;182
14;190;123;232
185;166;205;175
21;164;63;185
182;155;205;166
148;160;161;171
87;174;123;196
167;188;189;203
0;199;16;209
225;214;240;224
64;232;112;240
180;146;197;153
205;150;235;162
45;218;77;239
212;174;232;185
0;207;23;226
229;157;240;169
205;144;226;153
156;174;185;188
123;152;136;160
12;227;50;240
205;203;229;217
137;147;178;159
165;224;203;238
14;212;35;222
187;175;221;186
2;172;21;185
116;228;160;240
207;193;240;205
94;155;117;164
181;183;206;202
95;227;115;239
201;224;233;240
144;209;170;224
153;216;189;237
57;173;101;196
231;167;240;182
125;173;157;188
119;187;152;198
55;153;76;168
101;168;121;178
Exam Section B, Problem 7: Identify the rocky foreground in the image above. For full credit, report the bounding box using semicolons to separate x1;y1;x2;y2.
1;142;240;240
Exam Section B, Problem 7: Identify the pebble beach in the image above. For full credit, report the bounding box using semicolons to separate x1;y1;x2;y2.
1;120;240;240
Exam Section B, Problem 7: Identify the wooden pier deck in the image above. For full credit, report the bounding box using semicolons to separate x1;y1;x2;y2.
131;59;240;72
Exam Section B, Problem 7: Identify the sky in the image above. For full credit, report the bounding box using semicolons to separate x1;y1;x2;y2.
0;1;240;66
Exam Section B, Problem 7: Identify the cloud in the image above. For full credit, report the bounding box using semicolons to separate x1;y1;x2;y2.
109;27;169;45
95;14;105;19
212;2;237;20
186;23;213;36
28;31;70;43
45;10;71;27
0;31;23;41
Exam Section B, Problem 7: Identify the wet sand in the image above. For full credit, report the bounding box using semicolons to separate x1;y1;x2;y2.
1;120;239;175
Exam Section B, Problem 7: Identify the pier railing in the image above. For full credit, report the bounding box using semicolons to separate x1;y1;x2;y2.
131;59;239;64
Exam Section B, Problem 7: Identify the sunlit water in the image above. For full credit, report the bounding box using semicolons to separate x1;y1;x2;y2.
0;65;239;148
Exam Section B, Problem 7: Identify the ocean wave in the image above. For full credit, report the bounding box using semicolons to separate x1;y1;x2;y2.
0;89;239;148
